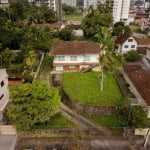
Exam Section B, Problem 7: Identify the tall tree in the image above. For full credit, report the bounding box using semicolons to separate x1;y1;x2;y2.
7;80;61;130
82;4;113;40
95;27;113;91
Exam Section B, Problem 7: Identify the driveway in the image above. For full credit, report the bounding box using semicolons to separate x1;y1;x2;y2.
0;135;17;150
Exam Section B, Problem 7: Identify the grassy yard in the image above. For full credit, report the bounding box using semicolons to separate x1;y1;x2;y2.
63;72;123;106
34;113;75;129
63;14;83;22
86;114;127;128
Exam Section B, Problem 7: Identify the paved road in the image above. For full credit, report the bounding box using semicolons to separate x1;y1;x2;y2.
0;135;17;150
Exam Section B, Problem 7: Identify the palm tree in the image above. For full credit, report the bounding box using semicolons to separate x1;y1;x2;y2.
24;51;37;73
95;27;112;91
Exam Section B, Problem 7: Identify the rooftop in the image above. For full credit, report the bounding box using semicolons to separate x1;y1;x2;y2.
136;38;150;46
35;23;62;30
116;32;134;44
51;41;100;55
123;63;150;105
137;47;150;55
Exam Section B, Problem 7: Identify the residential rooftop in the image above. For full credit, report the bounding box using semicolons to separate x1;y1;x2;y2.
51;41;100;55
123;63;150;105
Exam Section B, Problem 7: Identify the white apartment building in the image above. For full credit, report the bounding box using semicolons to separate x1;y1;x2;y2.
144;0;150;9
0;68;9;121
62;0;77;7
84;0;131;23
106;0;131;23
84;0;104;9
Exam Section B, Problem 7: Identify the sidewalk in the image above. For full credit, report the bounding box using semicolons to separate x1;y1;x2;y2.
0;135;17;150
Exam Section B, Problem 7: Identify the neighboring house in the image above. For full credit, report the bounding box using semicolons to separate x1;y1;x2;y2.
0;68;9;121
136;38;150;48
137;38;150;68
67;24;83;37
51;41;100;72
134;18;148;26
35;23;64;30
122;63;150;118
116;32;138;54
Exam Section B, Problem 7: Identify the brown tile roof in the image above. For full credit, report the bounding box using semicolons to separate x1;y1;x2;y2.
67;24;81;30
116;32;136;44
35;23;62;30
123;63;150;105
8;80;23;86
137;47;150;55
136;38;150;46
51;41;100;55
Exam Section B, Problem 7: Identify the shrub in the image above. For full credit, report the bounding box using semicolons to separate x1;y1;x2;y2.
125;50;141;62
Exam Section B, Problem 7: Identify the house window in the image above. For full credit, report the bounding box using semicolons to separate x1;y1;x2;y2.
69;65;76;69
124;45;129;48
58;56;65;61
56;66;63;71
0;94;4;100
84;55;90;61
70;56;77;61
1;81;4;87
128;39;133;42
131;45;135;48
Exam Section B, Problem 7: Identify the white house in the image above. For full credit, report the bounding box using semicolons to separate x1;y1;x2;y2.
0;68;9;121
51;41;100;72
67;24;84;37
116;32;138;54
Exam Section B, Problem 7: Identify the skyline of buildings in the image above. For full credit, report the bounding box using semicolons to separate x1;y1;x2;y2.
84;0;131;23
62;0;77;7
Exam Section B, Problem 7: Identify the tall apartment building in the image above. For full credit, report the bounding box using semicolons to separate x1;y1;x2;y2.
84;0;103;9
106;0;130;23
84;0;130;23
144;0;150;9
62;0;77;7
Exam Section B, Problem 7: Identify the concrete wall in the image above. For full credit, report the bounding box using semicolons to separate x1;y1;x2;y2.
63;90;116;115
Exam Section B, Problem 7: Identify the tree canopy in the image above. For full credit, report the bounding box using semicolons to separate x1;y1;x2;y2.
7;80;61;130
82;4;113;40
112;21;132;36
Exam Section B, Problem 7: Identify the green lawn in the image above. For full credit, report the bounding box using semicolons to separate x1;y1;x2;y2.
63;14;83;22
63;72;123;106
34;113;75;129
87;114;127;128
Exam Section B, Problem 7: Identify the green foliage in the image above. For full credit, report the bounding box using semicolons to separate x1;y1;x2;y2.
112;21;132;36
131;106;148;128
58;27;73;41
63;72;123;106
125;50;141;62
0;0;57;50
7;80;61;130
7;64;24;76
1;48;17;65
87;114;127;127
34;113;75;129
62;4;77;15
82;5;113;40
